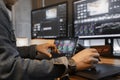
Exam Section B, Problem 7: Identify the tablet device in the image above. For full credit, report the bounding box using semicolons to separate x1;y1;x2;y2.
75;63;120;80
54;38;77;57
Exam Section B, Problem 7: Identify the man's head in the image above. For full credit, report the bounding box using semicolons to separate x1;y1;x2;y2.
3;0;17;10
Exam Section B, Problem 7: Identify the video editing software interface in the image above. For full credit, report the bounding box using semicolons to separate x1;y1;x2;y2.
31;2;67;39
73;0;120;38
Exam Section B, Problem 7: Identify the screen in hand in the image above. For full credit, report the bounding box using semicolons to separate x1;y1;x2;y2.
54;39;76;57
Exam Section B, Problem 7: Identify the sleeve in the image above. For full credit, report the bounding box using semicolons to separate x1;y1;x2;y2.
0;2;69;80
17;45;37;59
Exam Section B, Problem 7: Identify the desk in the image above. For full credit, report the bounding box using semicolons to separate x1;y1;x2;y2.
69;57;120;80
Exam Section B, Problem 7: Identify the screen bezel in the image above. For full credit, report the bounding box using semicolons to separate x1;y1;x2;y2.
31;1;68;39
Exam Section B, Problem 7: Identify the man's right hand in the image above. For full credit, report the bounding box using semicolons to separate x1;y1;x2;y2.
72;48;100;71
36;43;59;58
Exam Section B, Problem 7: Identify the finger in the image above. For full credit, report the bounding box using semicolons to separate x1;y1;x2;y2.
41;50;52;58
91;57;99;64
48;44;60;53
53;48;60;54
48;43;56;48
92;53;100;58
92;53;101;61
85;57;99;64
90;52;101;63
89;48;98;53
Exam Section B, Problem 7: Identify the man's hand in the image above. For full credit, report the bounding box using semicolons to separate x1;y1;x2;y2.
36;43;59;58
72;48;100;71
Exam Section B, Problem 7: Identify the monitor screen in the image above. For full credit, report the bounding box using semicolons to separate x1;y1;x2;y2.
46;8;57;19
54;38;77;57
87;0;109;16
31;2;68;39
73;0;120;38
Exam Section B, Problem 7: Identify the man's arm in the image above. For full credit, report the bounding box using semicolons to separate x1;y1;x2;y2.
17;45;37;59
0;1;68;80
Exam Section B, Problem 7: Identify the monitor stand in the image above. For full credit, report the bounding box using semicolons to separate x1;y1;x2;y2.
104;38;113;57
105;38;120;58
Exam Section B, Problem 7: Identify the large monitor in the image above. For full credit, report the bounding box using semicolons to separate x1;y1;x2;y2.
31;2;68;39
73;0;120;39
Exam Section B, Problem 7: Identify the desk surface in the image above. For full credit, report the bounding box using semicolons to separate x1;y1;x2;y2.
69;57;120;80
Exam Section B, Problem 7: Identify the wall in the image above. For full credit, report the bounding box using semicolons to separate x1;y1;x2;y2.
13;0;31;45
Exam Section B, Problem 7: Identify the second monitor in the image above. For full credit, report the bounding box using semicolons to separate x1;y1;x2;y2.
73;0;120;38
31;2;68;39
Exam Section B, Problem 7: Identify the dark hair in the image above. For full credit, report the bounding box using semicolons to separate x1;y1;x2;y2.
3;0;17;10
6;4;12;10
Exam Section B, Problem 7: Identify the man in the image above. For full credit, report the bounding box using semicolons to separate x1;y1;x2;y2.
0;0;100;80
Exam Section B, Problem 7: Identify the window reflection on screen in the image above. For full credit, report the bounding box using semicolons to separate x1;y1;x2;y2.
87;0;109;16
46;8;57;19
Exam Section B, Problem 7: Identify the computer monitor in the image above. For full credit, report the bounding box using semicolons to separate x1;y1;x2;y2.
31;2;68;39
73;0;120;39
